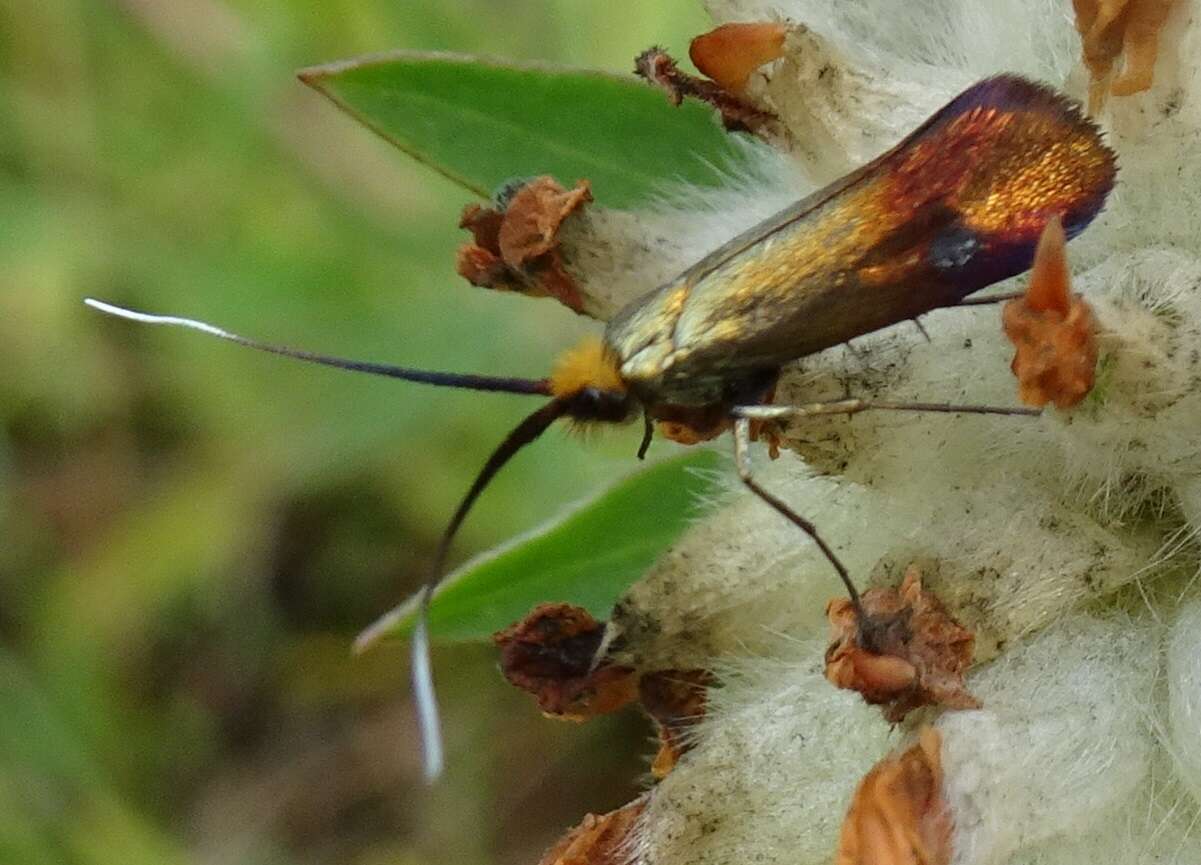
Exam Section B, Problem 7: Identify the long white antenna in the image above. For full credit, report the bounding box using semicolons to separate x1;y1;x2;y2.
86;296;450;782
410;588;444;781
83;296;565;782
85;298;239;339
83;298;552;395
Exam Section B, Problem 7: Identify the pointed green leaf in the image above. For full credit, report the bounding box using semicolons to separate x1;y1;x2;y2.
299;51;747;206
357;449;724;648
0;651;190;865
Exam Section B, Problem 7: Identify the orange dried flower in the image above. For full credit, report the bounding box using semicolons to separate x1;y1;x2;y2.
1002;216;1098;409
749;418;783;460
639;669;713;778
689;22;788;94
1072;0;1178;112
835;727;953;865
494;603;638;721
458;176;592;313
538;796;647;865
826;566;979;723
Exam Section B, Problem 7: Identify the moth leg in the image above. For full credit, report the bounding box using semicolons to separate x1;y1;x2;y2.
911;318;932;342
954;290;1022;307
637;411;655;459
735;399;1041;422
731;416;865;619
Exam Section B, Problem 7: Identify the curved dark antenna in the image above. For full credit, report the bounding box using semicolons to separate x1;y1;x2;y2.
83;299;552;396
408;397;574;779
86;297;575;780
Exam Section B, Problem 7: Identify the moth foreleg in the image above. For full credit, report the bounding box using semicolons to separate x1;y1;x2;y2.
731;416;865;618
734;400;1041;422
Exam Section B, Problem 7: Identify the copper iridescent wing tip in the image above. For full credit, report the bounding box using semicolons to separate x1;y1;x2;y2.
877;74;1116;293
919;74;1117;238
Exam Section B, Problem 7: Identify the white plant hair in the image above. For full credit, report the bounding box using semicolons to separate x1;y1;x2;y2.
543;0;1201;862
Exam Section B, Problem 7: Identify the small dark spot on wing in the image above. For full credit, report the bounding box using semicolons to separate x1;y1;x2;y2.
928;225;981;271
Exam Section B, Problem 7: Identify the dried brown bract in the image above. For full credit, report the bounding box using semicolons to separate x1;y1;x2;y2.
1002;217;1098;409
835;727;953;865
634;47;777;134
826;566;979;723
538;796;647;865
689;22;788;94
494;603;638;721
639;669;713;778
495;607;713;776
457;176;592;313
1072;0;1178;112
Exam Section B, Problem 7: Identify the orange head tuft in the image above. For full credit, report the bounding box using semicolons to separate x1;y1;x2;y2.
549;337;627;400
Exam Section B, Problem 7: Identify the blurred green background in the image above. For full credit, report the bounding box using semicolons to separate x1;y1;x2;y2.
0;1;713;862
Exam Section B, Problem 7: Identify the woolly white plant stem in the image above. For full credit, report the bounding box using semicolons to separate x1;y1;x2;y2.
524;1;1201;864
632;614;1160;865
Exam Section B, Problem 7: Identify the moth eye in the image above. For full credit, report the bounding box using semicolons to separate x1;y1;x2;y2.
928;226;981;270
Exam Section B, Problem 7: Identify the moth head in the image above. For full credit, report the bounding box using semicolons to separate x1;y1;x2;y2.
549;337;637;426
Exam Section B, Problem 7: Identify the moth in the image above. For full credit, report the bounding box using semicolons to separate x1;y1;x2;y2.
87;73;1117;777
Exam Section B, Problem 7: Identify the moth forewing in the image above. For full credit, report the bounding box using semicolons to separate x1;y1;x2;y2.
605;75;1116;404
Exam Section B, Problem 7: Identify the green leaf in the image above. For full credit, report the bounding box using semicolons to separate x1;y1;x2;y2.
356;448;724;648
0;650;190;865
298;51;747;207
